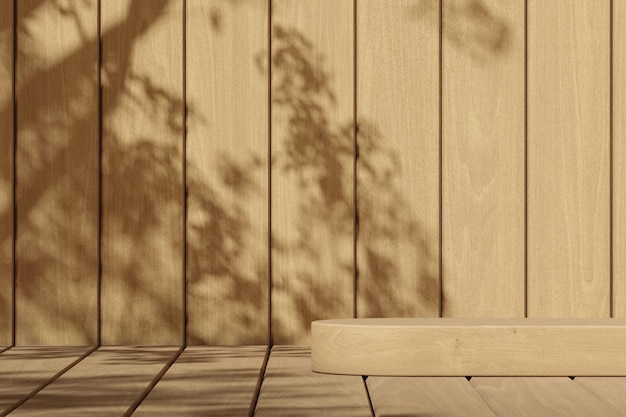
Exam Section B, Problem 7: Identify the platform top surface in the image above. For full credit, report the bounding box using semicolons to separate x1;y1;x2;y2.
312;318;626;327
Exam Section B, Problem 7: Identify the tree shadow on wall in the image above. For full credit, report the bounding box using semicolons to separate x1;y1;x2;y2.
266;24;440;341
267;25;355;343
0;0;271;345
267;0;512;339
0;0;187;344
0;0;511;346
408;0;511;62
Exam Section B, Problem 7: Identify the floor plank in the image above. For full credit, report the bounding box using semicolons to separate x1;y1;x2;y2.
367;377;497;417
0;347;91;415
471;377;623;417
133;346;267;417
574;378;626;410
254;346;371;417
8;346;179;416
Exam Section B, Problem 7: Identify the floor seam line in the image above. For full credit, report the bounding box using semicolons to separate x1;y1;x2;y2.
123;346;185;417
247;345;272;417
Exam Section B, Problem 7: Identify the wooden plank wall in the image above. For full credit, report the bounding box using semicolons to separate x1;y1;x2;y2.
0;0;619;345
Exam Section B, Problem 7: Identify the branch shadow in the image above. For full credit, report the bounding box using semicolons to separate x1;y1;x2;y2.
408;0;512;62
267;24;355;343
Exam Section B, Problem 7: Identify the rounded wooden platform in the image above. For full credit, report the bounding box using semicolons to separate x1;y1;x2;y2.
311;318;626;376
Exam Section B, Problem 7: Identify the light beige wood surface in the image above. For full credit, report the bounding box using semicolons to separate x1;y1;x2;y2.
16;0;98;345
186;0;269;345
0;346;8;354
133;346;267;417
255;346;371;417
271;0;355;344
471;377;623;417
527;0;611;317
9;347;179;417
442;0;525;317
615;0;626;317
312;318;626;375
0;0;623;347
0;0;13;346
367;376;497;416
356;0;440;319
575;378;626;409
101;0;184;345
0;347;90;414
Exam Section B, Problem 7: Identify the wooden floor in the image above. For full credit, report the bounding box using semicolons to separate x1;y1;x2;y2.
1;346;624;417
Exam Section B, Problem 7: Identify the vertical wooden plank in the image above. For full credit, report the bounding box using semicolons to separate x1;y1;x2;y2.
254;347;371;417
16;0;98;345
442;0;525;317
0;0;13;345
271;0;354;344
132;346;267;416
356;1;440;318
101;0;184;344
186;0;269;345
528;0;611;317
614;0;626;316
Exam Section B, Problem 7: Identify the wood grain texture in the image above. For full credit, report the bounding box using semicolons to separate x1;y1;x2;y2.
575;378;626;409
186;0;269;345
442;0;525;317
527;0;611;317
0;0;13;346
15;0;98;345
312;318;626;375
8;347;178;417
356;0;440;318
254;346;371;417
133;346;267;417
615;0;626;317
271;0;355;344
471;377;623;417
101;0;184;344
367;377;497;417
0;347;90;414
